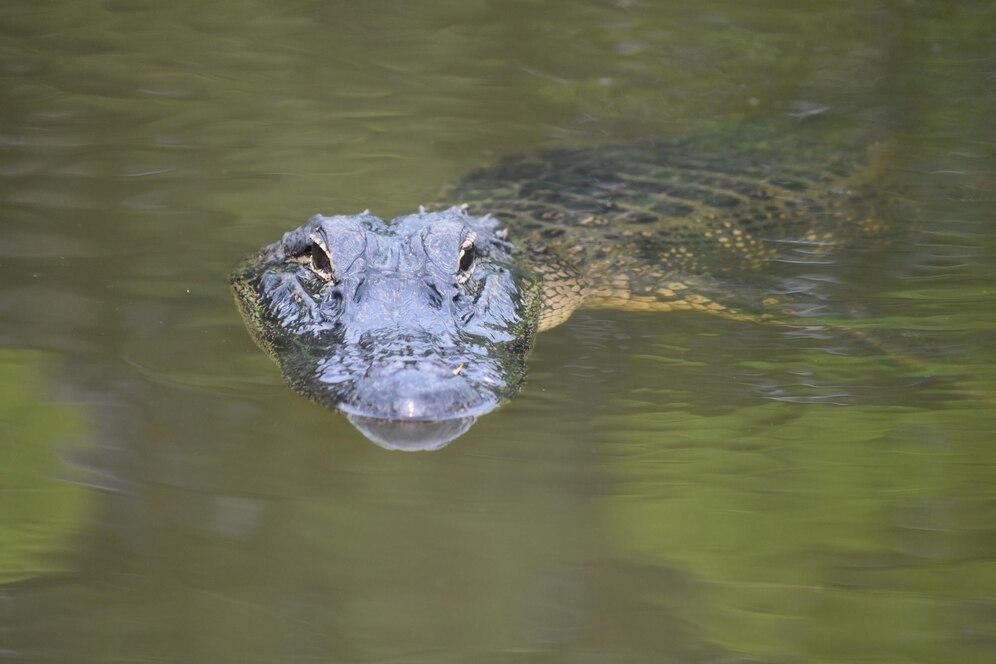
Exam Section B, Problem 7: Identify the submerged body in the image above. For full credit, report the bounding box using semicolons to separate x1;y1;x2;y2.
232;124;886;449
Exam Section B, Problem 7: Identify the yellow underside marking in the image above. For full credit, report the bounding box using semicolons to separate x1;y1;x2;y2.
583;288;776;325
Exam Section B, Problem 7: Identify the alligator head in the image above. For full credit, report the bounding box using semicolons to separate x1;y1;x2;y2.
231;207;541;451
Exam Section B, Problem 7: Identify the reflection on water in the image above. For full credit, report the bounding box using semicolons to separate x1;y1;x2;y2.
346;413;478;452
0;0;993;661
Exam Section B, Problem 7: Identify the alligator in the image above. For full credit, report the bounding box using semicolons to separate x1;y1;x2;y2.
231;123;887;450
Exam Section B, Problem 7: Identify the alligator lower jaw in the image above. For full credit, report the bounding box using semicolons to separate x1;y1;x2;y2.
344;413;478;452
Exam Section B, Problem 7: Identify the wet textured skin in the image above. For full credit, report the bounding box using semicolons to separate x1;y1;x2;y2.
232;124;886;449
231;209;542;449
450;127;887;321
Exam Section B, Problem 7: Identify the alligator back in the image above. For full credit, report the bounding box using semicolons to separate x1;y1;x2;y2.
448;123;890;320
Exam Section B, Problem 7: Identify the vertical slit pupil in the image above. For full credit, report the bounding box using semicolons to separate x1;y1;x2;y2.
459;244;475;272
311;244;332;273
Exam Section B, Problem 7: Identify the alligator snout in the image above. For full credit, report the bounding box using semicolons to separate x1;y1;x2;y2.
343;366;498;422
340;365;494;452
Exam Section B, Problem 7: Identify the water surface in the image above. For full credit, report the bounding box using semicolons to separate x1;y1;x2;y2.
1;1;994;662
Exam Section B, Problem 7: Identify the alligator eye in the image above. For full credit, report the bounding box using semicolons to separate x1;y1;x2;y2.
310;243;334;277
458;241;476;273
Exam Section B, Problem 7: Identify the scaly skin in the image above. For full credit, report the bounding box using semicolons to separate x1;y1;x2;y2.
447;126;889;326
234;122;890;447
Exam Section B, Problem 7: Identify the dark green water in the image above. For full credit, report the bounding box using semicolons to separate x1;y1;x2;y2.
1;1;993;662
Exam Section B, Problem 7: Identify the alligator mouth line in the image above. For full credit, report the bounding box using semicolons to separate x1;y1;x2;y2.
336;397;499;423
332;363;503;423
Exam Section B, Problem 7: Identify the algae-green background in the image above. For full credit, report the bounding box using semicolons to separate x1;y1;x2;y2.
1;1;993;661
